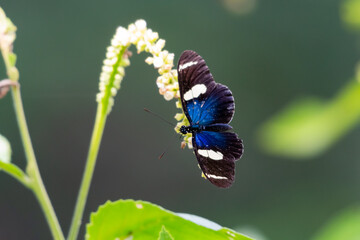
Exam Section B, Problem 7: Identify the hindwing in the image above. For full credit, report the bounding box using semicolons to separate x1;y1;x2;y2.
193;131;243;188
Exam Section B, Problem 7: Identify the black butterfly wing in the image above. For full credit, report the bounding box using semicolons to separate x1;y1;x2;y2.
177;50;235;125
192;131;243;188
177;50;244;188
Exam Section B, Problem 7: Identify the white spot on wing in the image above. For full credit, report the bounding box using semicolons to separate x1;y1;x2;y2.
208;150;223;160
183;84;207;101
205;173;228;180
198;149;209;157
198;149;223;160
178;61;198;71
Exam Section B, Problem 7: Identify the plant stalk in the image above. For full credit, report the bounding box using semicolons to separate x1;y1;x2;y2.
11;86;64;240
67;46;126;240
67;103;107;240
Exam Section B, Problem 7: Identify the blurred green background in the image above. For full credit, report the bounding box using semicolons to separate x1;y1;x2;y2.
1;0;360;239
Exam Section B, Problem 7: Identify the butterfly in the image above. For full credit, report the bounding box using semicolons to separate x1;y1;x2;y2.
177;50;244;188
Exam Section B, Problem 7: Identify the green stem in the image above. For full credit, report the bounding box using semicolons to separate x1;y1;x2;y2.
11;86;64;240
67;46;127;240
2;10;64;239
67;104;107;240
0;161;31;188
67;47;127;240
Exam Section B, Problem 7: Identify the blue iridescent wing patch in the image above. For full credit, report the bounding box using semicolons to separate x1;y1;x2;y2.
185;84;235;126
177;50;244;188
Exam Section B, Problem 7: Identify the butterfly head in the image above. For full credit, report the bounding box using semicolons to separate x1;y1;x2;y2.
180;125;189;134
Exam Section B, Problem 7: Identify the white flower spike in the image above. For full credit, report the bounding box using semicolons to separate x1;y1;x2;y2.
97;19;191;147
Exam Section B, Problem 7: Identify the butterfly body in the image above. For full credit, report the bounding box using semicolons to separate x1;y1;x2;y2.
180;123;232;135
177;50;244;188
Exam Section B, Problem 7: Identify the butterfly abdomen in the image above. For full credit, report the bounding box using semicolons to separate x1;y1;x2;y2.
202;123;233;132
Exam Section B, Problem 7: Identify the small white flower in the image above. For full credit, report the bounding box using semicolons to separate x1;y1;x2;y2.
176;100;182;109
174;113;184;121
159;87;166;95
149;45;161;55
106;51;116;59
144;29;158;42
121;58;130;67
153;57;164;68
145;56;154;65
135;30;142;40
161;64;173;71
128;23;136;32
171;69;177;76
107;46;118;54
102;65;113;73
157;75;168;84
156;76;164;85
114;73;122;80
135;19;147;31
96;92;104;102
164;90;175;101
117;67;125;77
156;39;166;51
156;82;164;89
129;34;138;44
110;87;117;96
115;27;130;46
159;50;168;59
99;82;106;91
166;53;174;63
100;72;109;81
148;39;166;55
136;39;146;52
103;58;116;66
187;140;193;149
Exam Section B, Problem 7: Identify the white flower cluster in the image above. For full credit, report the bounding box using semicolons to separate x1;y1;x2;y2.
0;8;16;53
97;19;192;148
97;19;179;109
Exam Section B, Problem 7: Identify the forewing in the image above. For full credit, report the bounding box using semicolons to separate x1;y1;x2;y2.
186;84;234;125
177;50;234;125
192;131;244;188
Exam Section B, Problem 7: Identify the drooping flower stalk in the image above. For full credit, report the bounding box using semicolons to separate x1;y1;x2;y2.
69;19;192;240
97;19;192;147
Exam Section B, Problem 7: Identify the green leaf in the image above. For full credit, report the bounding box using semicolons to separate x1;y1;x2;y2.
312;206;360;240
0;134;30;187
341;0;360;31
258;80;360;159
86;199;253;240
158;226;174;240
0;134;11;165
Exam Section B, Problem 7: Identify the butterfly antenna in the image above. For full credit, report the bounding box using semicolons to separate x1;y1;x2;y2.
158;134;185;159
144;108;176;127
144;108;184;159
158;150;166;159
158;135;179;159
